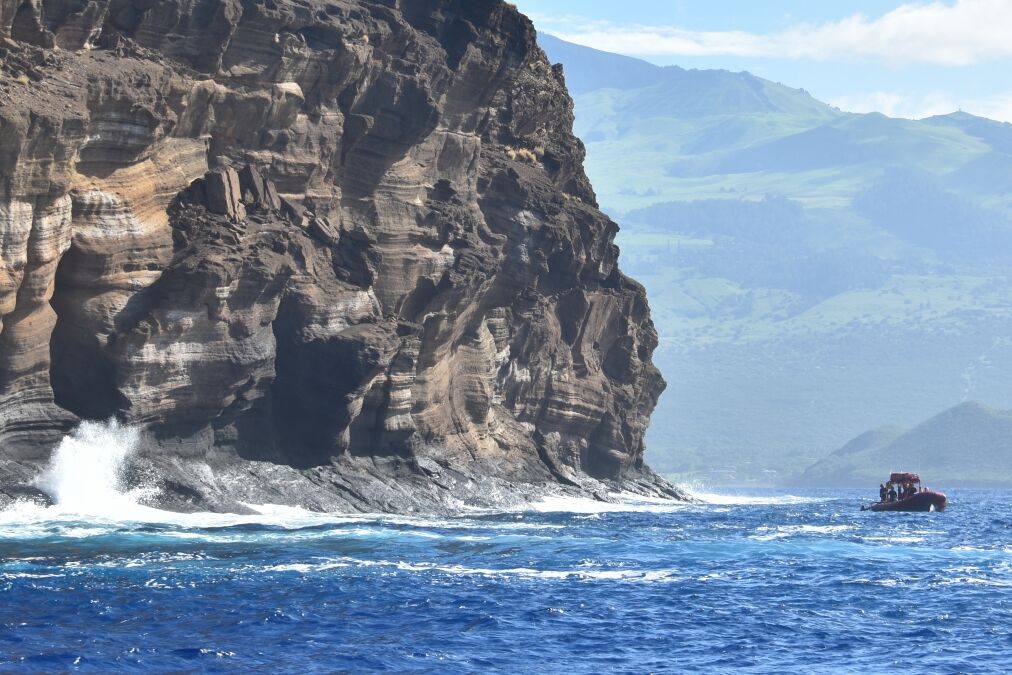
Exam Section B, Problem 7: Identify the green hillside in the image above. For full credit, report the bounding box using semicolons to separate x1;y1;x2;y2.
800;402;1012;487
541;35;1012;485
542;35;1012;213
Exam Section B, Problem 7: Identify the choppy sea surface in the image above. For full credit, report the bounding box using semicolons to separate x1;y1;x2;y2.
2;486;1010;673
1;427;1010;672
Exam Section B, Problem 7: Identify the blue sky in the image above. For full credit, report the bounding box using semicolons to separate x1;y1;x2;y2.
513;0;1012;122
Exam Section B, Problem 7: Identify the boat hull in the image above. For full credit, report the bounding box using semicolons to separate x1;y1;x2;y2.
865;490;947;512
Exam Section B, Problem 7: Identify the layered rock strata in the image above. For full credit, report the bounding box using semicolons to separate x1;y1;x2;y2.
0;0;683;511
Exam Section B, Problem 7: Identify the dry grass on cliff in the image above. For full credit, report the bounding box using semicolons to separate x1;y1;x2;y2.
506;146;544;164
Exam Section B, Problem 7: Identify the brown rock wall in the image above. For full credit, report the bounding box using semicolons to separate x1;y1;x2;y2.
0;0;683;510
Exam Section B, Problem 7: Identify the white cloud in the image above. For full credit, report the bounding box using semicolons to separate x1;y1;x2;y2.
829;91;1012;122
964;94;1012;122
544;0;1012;66
829;91;954;119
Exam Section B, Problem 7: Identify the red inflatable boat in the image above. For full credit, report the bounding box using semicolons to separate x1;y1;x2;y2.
862;473;947;512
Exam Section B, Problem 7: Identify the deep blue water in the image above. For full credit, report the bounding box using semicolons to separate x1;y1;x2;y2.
1;488;1010;673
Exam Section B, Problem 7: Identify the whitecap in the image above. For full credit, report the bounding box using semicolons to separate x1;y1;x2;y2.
864;536;926;544
256;556;685;583
525;494;688;514
749;524;853;541
692;491;825;506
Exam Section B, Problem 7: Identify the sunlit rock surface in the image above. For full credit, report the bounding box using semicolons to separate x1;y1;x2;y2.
0;0;682;511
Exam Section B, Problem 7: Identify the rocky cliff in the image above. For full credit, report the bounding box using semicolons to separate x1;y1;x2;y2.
0;0;682;512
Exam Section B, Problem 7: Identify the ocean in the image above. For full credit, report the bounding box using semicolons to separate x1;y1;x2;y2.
1;431;1010;672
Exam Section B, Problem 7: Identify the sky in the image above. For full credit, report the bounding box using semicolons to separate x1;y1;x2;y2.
512;0;1012;123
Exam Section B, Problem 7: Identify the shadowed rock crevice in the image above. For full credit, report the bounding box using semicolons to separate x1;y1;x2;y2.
49;279;126;423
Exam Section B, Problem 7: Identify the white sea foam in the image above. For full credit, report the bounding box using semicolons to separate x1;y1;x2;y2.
938;576;1012;588
750;524;854;540
0;470;566;541
263;560;352;574
0;501;374;539
0;421;371;535
864;535;926;544
691;491;824;506
34;419;153;517
0;420;827;541
526;493;689;514
259;556;686;583
0;421;183;536
668;479;829;506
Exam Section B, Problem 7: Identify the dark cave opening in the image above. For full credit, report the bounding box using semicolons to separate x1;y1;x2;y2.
48;248;126;422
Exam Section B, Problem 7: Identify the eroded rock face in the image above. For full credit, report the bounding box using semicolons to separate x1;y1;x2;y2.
0;0;681;511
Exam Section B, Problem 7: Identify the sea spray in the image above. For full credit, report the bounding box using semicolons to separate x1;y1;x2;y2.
35;420;147;515
528;493;690;514
671;479;823;505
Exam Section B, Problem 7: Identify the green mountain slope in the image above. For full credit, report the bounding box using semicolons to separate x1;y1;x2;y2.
800;402;1012;487
541;35;1012;484
543;35;1012;213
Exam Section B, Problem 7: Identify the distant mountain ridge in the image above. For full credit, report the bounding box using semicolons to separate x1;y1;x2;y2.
539;35;833;118
537;35;663;95
799;402;1012;487
542;33;1012;213
541;34;1012;484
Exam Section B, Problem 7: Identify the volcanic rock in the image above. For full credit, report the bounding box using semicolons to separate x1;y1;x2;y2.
0;0;684;511
204;168;247;221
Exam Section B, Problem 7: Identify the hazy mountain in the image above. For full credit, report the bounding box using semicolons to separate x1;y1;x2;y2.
543;34;1012;213
542;35;1012;484
800;402;1012;487
539;35;834;121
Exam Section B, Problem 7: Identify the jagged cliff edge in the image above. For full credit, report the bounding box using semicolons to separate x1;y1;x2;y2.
0;0;686;512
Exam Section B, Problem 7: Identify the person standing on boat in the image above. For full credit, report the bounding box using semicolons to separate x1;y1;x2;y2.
888;484;898;502
879;483;888;502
